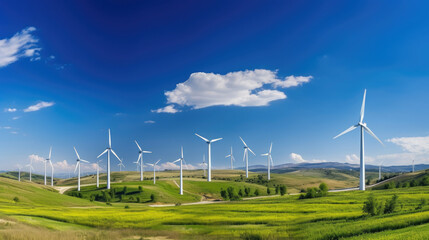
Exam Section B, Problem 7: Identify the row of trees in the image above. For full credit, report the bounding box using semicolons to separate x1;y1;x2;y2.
384;176;429;189
298;183;328;199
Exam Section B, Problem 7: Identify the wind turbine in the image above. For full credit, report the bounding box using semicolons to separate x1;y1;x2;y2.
118;160;125;172
26;158;34;182
95;159;102;188
202;155;207;177
97;129;121;189
147;159;161;184
378;161;383;181
412;160;415;173
239;137;255;178
173;147;188;195
195;133;222;182
44;147;52;185
261;143;273;180
48;156;54;187
333;89;383;191
17;164;22;182
225;147;235;170
74;147;89;191
135;140;151;181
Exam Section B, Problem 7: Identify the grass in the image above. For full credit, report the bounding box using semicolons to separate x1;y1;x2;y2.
2;171;429;239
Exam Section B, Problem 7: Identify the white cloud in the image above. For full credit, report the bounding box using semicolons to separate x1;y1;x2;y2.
28;154;45;163
345;154;359;164
152;105;180;114
12;116;20;120
0;27;41;67
290;153;326;163
144;120;155;124
10;131;18;134
0;126;12;130
273;75;313;88
4;108;17;112
154;69;312;113
387;136;429;153
159;161;197;170
24;101;55;112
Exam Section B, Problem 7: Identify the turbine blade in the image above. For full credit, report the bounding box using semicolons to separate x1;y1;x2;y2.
137;153;142;163
261;153;269;156
211;138;222;143
243;149;246;162
74;147;80;160
225;154;231;158
248;147;256;156
360;89;367;123
147;163;154;167
269;142;272;154
270;155;274;166
181;146;183;159
135;140;142;151
143;151;152;154
195;133;209;142
333;125;358;139
239;136;248;147
49;146;52;159
97;149;108;158
363;125;384;145
80;159;89;163
111;149;121;162
108;129;111;148
155;159;161;165
183;158;189;170
74;162;79;173
173;159;181;163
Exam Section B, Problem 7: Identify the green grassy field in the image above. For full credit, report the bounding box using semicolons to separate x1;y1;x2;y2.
1;170;429;239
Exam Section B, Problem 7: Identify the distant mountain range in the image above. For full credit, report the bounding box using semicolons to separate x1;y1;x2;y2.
238;162;429;173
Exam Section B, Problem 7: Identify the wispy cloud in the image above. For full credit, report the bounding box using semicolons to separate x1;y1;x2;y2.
152;105;180;114
12;116;20;120
0;27;41;67
153;69;312;113
28;154;45;163
24;101;55;112
144;120;155;124
158;161;197;170
4;108;17;112
387;136;429;153
290;153;325;163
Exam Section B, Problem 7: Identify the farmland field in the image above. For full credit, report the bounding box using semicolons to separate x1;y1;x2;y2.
1;171;429;239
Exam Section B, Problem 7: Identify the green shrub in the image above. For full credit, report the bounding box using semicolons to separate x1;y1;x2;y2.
266;187;271;195
150;194;156;202
384;194;398;214
254;189;259;196
238;189;244;197
138;186;143;192
363;194;383;216
220;189;229;200
13;197;19;203
319;183;328;196
279;185;287;196
124;205;129;209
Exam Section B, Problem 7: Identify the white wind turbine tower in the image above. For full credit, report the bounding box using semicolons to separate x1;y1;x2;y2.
95;159;102;188
48;156;54;187
378;161;383;181
17;164;22;182
261;143;273;180
412;160;415;173
201;155;207;177
173;147;188;195
135;140;151;181
334;89;383;191
147;159;161;184
118;160;125;172
44;147;52;185
97;129;122;189
74;147;89;191
225;147;235;170
26;158;34;182
239;137;256;178
195;133;222;182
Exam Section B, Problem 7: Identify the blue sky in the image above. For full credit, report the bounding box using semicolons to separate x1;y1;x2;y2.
1;1;429;174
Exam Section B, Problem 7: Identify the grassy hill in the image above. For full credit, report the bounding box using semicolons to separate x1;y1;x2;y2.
0;171;60;185
371;169;429;190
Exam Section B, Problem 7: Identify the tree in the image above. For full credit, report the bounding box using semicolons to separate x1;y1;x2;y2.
305;188;317;199
220;189;229;200
138;186;143;192
136;197;141;203
244;187;250;197
421;176;429;186
384;194;398;214
275;185;280;194
319;183;328;196
279;185;287;196
410;179;418;187
238;189;244;197
150;194;156;202
227;186;240;200
267;187;271;195
13;197;19;203
363;194;383;216
123;186;128;194
254;189;260;196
